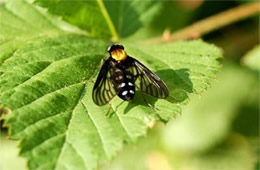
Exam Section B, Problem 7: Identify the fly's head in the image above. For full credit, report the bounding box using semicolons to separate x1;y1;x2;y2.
107;44;127;63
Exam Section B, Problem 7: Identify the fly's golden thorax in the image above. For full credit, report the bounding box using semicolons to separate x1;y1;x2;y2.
111;49;127;62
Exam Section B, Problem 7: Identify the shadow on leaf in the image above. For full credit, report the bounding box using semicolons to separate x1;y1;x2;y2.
123;68;193;114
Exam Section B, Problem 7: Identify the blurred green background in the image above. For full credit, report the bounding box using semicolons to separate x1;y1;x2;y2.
0;1;259;170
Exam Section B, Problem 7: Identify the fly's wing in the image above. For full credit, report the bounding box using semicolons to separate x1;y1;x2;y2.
128;56;169;99
92;59;117;105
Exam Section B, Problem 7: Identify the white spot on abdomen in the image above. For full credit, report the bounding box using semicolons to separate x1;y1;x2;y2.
128;82;134;86
122;91;128;96
120;82;126;87
129;90;134;94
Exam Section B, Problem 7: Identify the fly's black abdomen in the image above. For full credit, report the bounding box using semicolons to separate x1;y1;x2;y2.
111;65;135;101
117;72;135;101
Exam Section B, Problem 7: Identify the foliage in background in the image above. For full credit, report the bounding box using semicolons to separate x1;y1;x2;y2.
242;45;260;71
0;132;27;170
34;0;163;40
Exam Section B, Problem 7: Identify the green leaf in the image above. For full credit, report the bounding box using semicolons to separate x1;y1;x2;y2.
242;45;260;71
0;0;222;170
34;0;163;40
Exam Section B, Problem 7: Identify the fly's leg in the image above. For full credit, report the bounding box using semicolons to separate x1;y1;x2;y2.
140;92;159;111
106;102;114;117
136;85;159;111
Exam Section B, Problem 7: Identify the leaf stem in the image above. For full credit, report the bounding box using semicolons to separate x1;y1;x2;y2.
96;0;119;41
146;2;260;43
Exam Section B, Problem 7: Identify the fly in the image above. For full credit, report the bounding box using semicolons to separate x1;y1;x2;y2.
92;44;169;106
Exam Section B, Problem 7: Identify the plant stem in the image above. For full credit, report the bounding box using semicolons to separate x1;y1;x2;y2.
146;2;260;44
96;0;119;41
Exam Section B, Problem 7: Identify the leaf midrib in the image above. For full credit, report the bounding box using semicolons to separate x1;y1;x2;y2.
54;84;87;170
81;101;110;158
111;103;133;141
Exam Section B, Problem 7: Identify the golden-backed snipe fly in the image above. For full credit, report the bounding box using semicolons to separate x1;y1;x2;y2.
92;44;169;106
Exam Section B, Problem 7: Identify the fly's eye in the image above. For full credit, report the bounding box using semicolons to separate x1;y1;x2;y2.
119;45;124;50
107;44;124;53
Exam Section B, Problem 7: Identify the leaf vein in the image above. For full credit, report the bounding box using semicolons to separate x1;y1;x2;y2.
81;100;109;158
2;54;88;98
111;103;133;140
14;82;83;111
